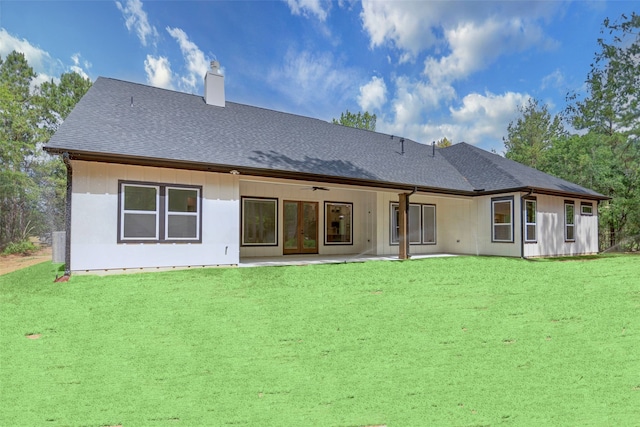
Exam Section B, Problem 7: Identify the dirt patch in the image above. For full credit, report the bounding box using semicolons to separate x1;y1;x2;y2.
26;334;42;340
0;246;53;276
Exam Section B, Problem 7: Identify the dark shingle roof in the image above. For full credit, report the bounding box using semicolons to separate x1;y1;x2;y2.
45;77;606;199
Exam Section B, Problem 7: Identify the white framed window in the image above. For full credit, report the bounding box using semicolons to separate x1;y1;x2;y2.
565;201;575;242
492;197;513;242
166;187;200;240
121;183;159;241
524;199;537;243
242;197;277;246
119;181;201;243
325;202;352;245
580;202;593;216
390;202;436;245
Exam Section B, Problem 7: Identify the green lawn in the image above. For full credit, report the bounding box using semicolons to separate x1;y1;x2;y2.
1;256;639;426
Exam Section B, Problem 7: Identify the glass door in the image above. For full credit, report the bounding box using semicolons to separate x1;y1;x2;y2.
283;201;318;254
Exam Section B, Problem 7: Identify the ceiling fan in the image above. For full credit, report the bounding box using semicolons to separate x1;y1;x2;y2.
300;186;330;191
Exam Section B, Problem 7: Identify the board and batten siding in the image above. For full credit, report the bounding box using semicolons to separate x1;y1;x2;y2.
523;194;599;257
70;160;240;272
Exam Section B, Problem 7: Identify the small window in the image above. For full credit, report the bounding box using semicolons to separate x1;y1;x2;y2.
391;202;436;245
492;197;513;242
524;199;536;243
119;181;201;243
325;202;352;245
581;202;593;216
565;201;575;242
242;197;277;246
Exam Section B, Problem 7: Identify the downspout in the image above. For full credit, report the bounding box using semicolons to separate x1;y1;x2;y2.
62;152;72;277
520;189;533;259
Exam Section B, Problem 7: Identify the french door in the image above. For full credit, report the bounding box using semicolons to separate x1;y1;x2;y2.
283;201;318;254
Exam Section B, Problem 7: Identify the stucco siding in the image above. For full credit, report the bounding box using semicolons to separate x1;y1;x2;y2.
70;160;239;272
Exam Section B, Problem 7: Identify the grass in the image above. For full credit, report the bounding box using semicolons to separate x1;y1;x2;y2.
1;255;639;426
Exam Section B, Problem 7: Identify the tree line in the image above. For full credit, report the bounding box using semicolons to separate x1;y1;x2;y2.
0;51;91;252
503;13;639;251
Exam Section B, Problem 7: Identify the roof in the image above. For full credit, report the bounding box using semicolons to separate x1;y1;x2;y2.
45;77;607;200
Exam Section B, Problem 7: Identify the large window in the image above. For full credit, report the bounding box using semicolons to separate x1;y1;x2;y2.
524;199;537;243
390;202;436;245
242;197;277;246
325;202;352;245
492;197;513;242
119;181;201;243
565;201;575;242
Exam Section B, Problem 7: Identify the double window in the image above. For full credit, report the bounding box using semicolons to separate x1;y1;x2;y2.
325;202;352;245
524;199;537;242
242;197;277;246
565;201;575;242
390;203;436;245
492;197;513;242
119;181;201;243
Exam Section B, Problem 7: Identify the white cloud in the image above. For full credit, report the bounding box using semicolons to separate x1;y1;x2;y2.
166;27;210;93
357;76;387;112
541;68;566;91
448;91;531;149
424;18;555;84
0;28;53;75
376;90;530;152
361;1;560;72
269;49;357;107
70;53;91;80
284;0;330;21
144;55;174;90
115;0;158;47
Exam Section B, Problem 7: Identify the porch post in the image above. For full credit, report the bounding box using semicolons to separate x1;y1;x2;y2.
398;193;409;260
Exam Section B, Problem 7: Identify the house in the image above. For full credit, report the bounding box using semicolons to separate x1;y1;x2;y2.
44;64;607;274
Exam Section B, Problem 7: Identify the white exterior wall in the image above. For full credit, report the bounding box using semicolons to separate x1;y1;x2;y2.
70;160;240;272
524;194;599;257
239;179;377;257
473;194;522;257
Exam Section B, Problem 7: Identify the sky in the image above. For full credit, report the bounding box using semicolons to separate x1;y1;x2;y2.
0;0;635;153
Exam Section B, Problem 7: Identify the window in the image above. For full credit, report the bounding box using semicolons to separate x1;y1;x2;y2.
581;202;593;216
119;181;201;243
242;197;277;246
565;201;575;242
524;199;537;242
390;202;436;245
492;197;513;242
325;202;352;245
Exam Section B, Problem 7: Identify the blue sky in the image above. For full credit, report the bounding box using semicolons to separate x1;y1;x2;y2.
0;0;634;152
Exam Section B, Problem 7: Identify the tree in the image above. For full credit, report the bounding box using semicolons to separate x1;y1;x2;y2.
435;137;452;148
332;110;376;131
503;98;565;170
0;51;91;249
565;12;640;249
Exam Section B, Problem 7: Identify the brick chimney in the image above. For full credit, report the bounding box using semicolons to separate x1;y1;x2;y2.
204;61;225;107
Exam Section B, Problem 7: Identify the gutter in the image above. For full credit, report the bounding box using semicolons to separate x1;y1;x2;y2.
62;152;72;277
520;188;533;259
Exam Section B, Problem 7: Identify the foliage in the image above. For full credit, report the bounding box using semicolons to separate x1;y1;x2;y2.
332;109;376;131
1;239;38;255
435;137;452;147
1;256;639;425
503;98;565;170
0;51;91;249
